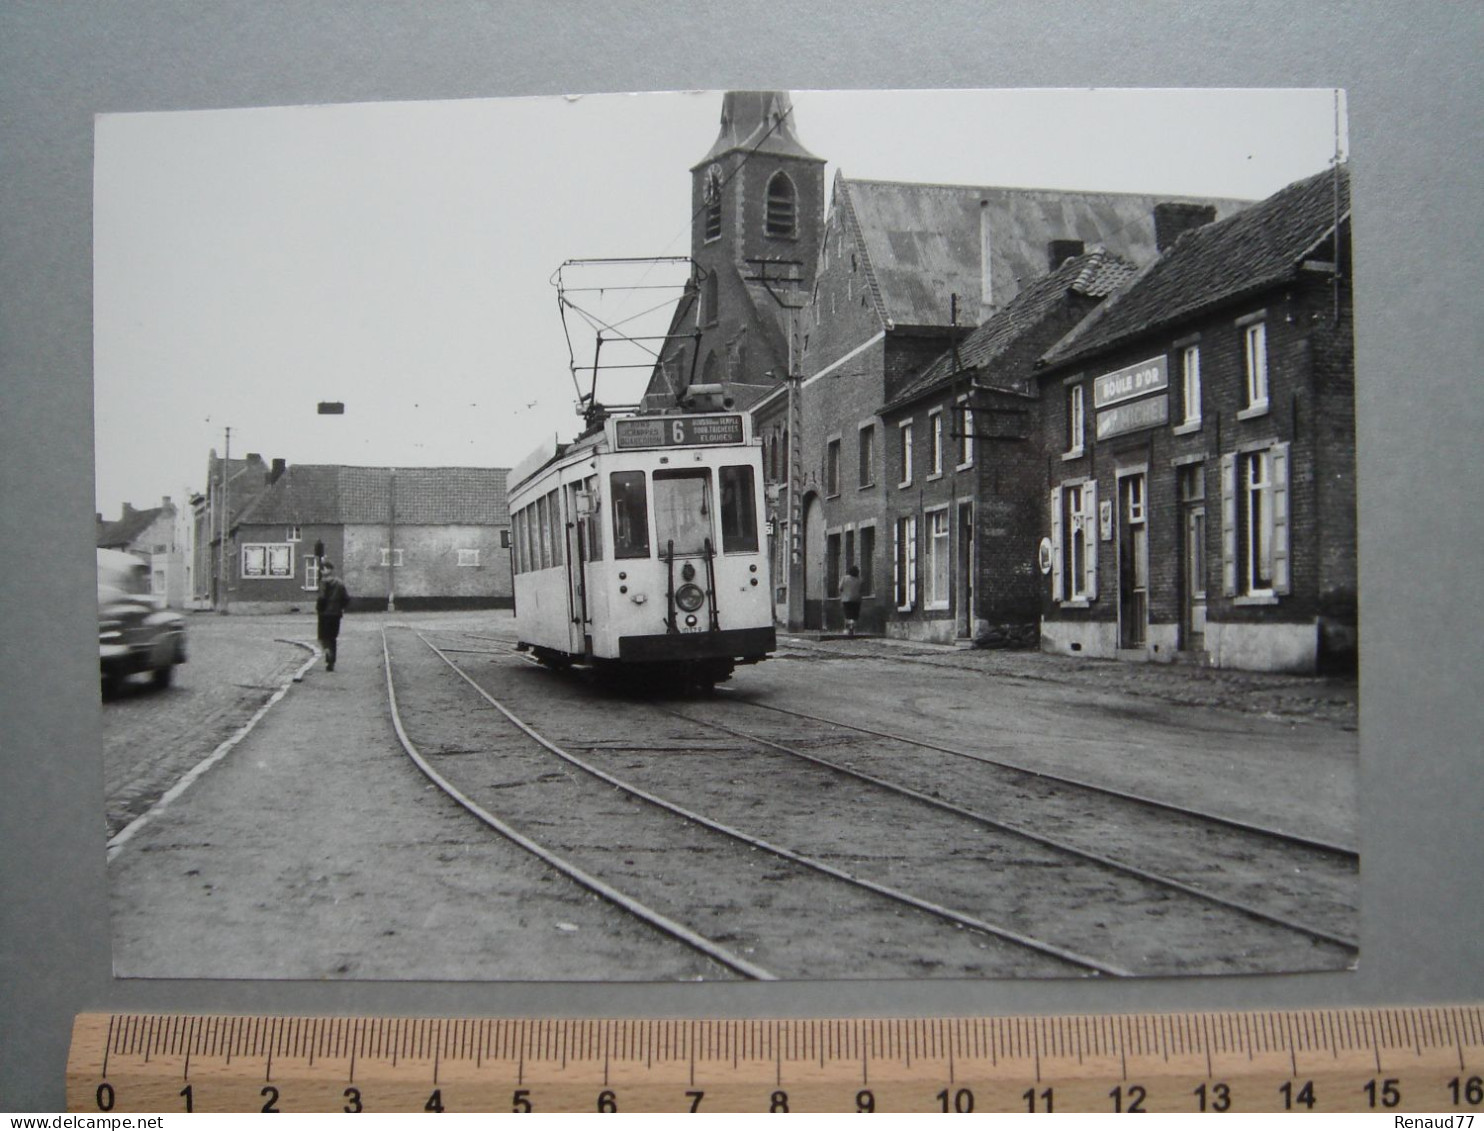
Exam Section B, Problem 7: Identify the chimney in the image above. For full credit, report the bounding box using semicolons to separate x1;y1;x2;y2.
1048;239;1085;271
1154;202;1217;252
270;458;287;484
122;502;135;517
979;200;995;320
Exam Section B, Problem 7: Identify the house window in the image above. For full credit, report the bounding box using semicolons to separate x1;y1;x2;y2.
956;401;974;468
825;532;841;599
379;548;404;568
1243;321;1269;412
925;507;951;609
304;555;319;590
1221;444;1290;598
825;438;841;497
501;529;511;549
858;524;876;597
765;172;796;237
458;548;480;567
892;514;917;611
897;420;914;487
1066;384;1086;457
286;526;301;542
928;411;944;477
858;423;876;487
1181;345;1203;427
242;543;293;579
1050;481;1098;603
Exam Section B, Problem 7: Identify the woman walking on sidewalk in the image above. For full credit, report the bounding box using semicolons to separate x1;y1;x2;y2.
840;565;863;637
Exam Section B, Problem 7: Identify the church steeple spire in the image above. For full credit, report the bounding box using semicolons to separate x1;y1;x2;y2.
693;91;820;169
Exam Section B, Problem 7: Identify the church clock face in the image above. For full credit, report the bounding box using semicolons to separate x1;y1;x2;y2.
703;163;723;205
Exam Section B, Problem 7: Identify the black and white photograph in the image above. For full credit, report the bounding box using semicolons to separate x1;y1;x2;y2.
90;86;1363;984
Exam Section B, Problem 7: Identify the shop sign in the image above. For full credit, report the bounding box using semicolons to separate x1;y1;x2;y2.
1093;355;1167;409
1096;394;1169;441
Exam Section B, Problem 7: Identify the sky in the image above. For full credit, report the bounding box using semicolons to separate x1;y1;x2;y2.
93;88;1348;519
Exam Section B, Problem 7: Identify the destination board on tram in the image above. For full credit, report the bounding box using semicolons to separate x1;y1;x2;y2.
614;413;745;450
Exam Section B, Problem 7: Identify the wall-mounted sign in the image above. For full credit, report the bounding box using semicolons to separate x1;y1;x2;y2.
613;413;745;450
1096;394;1169;441
1093;355;1168;409
1037;537;1053;575
1100;500;1114;541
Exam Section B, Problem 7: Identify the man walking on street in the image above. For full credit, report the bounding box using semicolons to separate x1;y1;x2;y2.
316;560;351;671
840;565;863;637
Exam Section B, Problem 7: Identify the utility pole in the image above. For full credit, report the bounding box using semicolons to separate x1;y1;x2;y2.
387;468;397;612
218;426;231;614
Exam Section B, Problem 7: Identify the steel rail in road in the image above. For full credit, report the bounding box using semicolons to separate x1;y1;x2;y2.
726;692;1359;860
424;631;1135;978
655;705;1359;953
380;628;778;982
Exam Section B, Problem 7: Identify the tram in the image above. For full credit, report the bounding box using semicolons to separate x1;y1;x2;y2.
509;385;775;689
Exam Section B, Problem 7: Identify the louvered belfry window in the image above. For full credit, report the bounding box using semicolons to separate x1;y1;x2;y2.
765;172;796;237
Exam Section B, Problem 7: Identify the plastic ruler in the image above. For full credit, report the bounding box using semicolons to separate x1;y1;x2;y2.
67;1006;1483;1113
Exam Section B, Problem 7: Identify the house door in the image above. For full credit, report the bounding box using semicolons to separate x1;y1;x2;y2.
955;501;974;638
1182;504;1207;652
1118;472;1149;649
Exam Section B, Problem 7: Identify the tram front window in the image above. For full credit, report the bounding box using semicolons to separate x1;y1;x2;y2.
611;471;650;559
653;469;713;556
719;464;758;553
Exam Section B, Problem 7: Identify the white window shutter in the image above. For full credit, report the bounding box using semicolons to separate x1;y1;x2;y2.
892;520;900;607
1272;442;1291;594
1049;487;1064;602
1221;453;1238;596
907;516;918;608
1083;480;1098;601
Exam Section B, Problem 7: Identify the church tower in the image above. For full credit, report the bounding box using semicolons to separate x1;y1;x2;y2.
690;91;826;298
644;91;824;408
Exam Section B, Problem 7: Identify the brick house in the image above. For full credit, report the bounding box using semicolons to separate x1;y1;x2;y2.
226;464;512;612
1034;164;1354;672
96;497;187;608
874;250;1137;643
196;451;281;610
766;172;1248;631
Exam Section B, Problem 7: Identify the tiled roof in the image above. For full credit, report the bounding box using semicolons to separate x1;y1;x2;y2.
236;465;509;527
1042;164;1350;367
96;506;166;549
885;250;1137;411
843;176;1249;330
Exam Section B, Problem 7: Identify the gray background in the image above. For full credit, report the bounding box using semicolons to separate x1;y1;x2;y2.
2;0;1479;1113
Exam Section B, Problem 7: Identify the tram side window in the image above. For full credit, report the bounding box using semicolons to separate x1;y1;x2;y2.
571;476;603;561
653;468;713;556
719;464;758;553
546;489;565;567
513;508;527;574
536;495;551;569
611;471;650;559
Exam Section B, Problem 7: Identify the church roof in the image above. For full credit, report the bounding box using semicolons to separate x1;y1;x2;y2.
695;91;823;168
838;175;1249;330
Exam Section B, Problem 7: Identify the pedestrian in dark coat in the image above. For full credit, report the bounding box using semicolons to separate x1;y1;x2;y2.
315;560;351;670
839;565;863;637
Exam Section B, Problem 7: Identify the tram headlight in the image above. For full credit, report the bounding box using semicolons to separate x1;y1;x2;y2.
675;583;706;612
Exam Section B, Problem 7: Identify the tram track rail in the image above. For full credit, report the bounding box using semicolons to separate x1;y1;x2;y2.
381;628;778;982
411;629;1134;977
420;629;1356;977
652;704;1357;951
